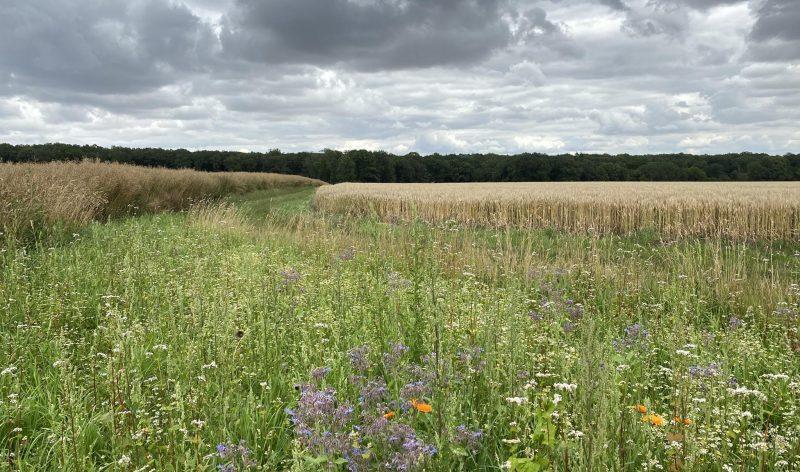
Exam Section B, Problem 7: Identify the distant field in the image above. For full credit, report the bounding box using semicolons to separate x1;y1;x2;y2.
315;182;800;240
0;161;324;241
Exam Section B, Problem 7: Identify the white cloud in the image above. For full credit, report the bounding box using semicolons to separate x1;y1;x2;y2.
513;135;566;151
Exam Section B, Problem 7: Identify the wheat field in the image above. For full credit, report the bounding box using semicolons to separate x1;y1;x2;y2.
0;161;324;241
314;182;800;240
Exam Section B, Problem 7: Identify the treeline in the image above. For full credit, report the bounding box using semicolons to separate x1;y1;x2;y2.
1;143;798;182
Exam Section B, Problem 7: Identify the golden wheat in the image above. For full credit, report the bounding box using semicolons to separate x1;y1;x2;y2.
314;182;800;240
0;161;324;241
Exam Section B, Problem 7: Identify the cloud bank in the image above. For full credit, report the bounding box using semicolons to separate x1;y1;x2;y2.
0;0;797;154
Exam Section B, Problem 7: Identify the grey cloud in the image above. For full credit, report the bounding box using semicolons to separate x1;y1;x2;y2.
597;0;629;11
747;0;800;61
221;0;514;70
621;2;690;38
619;0;745;40
665;0;745;9
511;7;585;58
0;0;216;95
750;0;800;42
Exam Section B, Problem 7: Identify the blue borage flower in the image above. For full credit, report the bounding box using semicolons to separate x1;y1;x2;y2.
310;367;332;382
613;323;649;351
382;342;410;369
360;379;388;406
215;440;255;470
348;345;371;372
454;425;484;452
287;359;437;471
688;363;720;379
456;346;486;373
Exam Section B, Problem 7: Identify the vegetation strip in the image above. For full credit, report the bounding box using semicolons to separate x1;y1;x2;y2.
0;161;324;242
1;186;798;470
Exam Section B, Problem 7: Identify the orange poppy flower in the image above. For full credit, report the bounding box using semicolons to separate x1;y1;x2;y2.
642;414;665;426
674;416;692;425
383;411;396;420
411;399;432;414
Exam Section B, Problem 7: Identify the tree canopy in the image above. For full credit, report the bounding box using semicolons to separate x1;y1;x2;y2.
1;143;798;182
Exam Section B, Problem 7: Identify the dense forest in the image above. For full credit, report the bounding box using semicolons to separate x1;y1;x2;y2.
2;143;798;182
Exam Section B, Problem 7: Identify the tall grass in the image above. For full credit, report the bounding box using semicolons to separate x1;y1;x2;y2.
0;161;324;242
1;193;798;470
314;182;800;241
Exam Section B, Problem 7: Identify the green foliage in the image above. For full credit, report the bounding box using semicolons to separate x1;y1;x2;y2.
2;142;799;183
0;189;798;470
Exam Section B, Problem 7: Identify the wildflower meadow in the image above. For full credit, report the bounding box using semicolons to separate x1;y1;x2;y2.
1;185;799;471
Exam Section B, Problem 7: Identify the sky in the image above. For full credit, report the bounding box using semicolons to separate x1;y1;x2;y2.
0;0;798;155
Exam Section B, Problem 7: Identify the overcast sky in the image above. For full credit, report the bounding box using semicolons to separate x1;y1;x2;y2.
1;0;797;154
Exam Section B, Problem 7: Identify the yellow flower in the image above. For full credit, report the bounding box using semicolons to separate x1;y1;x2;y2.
411;399;432;414
635;404;647;414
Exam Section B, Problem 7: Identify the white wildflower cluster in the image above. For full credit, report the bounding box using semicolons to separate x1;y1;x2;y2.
505;396;527;405
117;454;131;467
727;386;767;401
554;383;577;392
761;373;789;381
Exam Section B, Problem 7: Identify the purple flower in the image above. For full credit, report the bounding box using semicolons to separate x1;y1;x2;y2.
565;299;584;320
728;316;743;330
279;267;301;285
378;422;436;471
400;381;430;401
288;385;356;459
613;323;649;351
310;367;332;382
383;342;410;369
528;310;543;322
215;440;255;470
774;306;798;320
625;323;647;339
348;345;371;372
456;347;486;373
339;246;356;261
562;321;576;333
360;380;388;406
453;425;483;452
216;443;230;459
688;363;720;379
